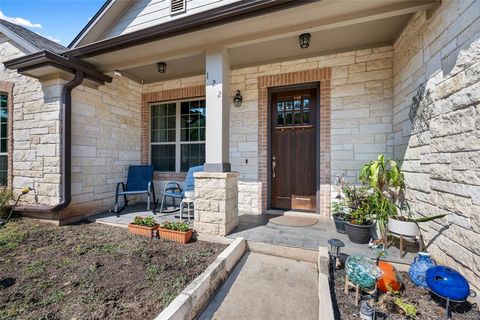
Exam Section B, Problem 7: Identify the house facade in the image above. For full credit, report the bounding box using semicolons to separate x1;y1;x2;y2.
1;0;479;293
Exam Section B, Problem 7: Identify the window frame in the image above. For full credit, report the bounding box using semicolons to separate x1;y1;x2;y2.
150;97;206;173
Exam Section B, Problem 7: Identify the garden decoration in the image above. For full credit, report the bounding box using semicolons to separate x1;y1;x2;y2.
377;261;402;293
345;255;382;306
409;252;436;288
0;187;30;228
327;238;345;270
426;266;476;319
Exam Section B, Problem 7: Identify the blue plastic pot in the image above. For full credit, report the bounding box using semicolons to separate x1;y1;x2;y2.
426;266;470;301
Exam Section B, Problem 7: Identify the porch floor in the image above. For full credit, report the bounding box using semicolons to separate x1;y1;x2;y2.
88;203;417;265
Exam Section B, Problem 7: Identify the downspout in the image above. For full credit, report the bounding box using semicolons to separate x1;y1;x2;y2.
16;70;85;213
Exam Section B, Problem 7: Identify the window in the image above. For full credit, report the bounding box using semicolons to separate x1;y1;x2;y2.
277;94;311;126
151;99;206;172
170;0;186;15
0;94;7;185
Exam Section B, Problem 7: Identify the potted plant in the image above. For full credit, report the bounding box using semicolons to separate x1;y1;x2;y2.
128;216;159;238
159;221;193;244
359;154;446;241
343;186;374;244
332;201;347;234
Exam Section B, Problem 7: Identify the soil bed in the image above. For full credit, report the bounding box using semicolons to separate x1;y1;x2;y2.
0;218;226;320
332;265;479;320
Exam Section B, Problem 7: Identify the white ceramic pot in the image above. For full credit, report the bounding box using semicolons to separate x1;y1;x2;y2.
388;217;419;238
184;191;195;200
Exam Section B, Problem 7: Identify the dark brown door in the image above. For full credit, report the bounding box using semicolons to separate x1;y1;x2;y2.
271;89;316;211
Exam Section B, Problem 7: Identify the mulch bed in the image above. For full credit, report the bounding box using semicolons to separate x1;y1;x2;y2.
332;264;480;320
0;218;226;320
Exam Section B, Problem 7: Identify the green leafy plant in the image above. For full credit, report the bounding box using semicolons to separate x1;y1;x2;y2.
385;285;417;319
331;200;347;218
349;192;376;225
161;221;190;232
360;154;404;203
131;216;157;227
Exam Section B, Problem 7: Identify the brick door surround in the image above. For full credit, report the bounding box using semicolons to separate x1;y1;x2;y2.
257;68;331;216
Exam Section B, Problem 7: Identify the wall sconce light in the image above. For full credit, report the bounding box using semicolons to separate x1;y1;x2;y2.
157;62;167;73
233;90;243;108
299;33;311;49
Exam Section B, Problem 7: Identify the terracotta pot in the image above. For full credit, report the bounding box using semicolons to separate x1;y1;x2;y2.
159;228;193;244
388;217;419;238
128;223;159;238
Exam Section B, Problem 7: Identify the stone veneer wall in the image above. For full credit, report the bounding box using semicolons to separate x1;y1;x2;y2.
0;34;63;206
66;74;142;221
393;0;480;295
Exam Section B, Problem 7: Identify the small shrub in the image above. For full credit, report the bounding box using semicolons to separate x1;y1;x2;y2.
161;221;190;232
131;216;157;227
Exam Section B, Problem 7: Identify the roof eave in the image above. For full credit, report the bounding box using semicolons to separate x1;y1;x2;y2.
65;0;315;58
4;50;112;84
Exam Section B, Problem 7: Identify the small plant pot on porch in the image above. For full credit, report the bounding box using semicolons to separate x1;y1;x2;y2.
333;216;347;234
128;223;159;238
345;222;372;244
388;217;419;238
159;228;193;244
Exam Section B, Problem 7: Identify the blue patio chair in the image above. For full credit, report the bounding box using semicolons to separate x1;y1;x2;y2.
159;165;204;213
114;165;156;213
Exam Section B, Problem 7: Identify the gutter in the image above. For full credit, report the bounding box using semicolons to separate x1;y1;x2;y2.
15;70;84;213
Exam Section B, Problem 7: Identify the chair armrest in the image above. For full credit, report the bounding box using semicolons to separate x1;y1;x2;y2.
184;184;195;192
164;182;182;193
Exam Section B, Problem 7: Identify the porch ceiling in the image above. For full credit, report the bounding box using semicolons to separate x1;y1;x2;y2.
89;0;435;83
121;14;411;83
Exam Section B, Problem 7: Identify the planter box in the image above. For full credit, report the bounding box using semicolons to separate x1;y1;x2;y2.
128;223;159;238
344;222;372;244
159;228;193;244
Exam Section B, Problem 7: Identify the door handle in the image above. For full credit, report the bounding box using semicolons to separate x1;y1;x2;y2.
272;160;276;178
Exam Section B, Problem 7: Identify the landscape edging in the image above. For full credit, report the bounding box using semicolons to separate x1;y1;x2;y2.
318;246;335;320
154;237;246;320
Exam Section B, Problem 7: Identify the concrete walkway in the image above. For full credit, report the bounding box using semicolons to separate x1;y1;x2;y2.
198;252;318;320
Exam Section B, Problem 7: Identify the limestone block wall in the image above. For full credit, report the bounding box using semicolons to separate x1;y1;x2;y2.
68;74;142;219
230;47;394;187
393;0;480;294
0;34;62;206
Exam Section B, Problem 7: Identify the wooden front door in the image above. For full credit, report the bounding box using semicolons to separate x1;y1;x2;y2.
271;89;317;211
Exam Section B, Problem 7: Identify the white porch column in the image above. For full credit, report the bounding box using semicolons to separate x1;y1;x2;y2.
194;48;238;236
205;47;230;172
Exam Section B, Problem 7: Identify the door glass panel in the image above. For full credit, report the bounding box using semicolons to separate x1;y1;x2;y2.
277;113;285;125
294;112;301;124
285;99;293;111
303;111;310;123
277;100;284;112
294;99;301;110
285;112;292;124
303;98;310;110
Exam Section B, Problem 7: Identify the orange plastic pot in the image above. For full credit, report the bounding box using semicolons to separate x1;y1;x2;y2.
377;260;402;293
159;228;193;244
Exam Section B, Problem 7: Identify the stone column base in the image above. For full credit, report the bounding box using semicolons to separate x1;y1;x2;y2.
194;171;239;236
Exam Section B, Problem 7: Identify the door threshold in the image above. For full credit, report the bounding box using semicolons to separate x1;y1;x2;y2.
264;210;320;220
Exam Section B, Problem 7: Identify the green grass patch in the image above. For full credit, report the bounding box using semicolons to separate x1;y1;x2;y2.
0;224;28;250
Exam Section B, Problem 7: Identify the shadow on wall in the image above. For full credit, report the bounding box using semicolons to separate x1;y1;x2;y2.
395;3;480;292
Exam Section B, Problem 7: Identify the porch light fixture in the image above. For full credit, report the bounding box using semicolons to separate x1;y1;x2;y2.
299;33;311;49
157;62;167;73
233;90;243;108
